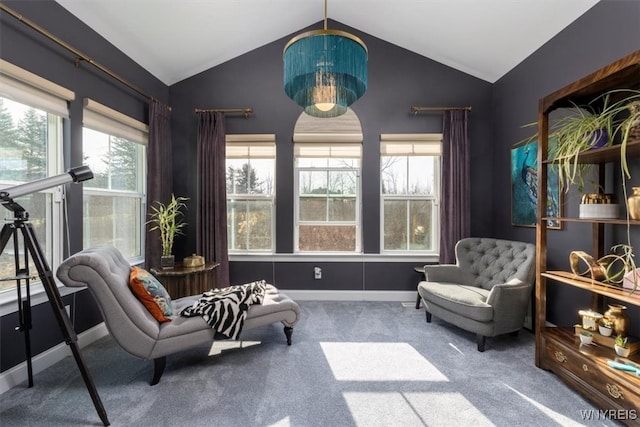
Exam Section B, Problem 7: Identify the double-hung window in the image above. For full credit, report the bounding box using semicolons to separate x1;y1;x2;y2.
226;134;276;253
82;99;147;262
0;60;71;293
380;134;441;254
294;143;361;253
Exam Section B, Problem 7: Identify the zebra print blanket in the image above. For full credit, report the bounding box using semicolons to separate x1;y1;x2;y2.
180;280;267;340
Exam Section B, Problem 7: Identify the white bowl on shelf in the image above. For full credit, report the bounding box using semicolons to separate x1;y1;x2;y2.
579;203;619;219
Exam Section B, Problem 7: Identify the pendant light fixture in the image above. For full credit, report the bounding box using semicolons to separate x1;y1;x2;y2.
283;0;368;118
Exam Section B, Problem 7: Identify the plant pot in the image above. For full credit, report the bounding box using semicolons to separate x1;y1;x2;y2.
598;326;613;337
579;333;593;345
614;344;630;358
160;255;175;269
589;129;608;149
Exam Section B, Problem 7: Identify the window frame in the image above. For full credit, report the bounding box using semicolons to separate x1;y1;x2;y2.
294;143;362;254
379;134;442;255
225;134;276;254
0;59;72;299
81;99;148;264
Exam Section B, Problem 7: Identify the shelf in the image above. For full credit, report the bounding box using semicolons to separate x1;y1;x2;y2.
541;50;640;113
542;216;640;225
542;271;640;306
543;139;640;165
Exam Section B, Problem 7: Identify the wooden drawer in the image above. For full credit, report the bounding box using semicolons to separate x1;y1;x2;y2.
543;329;640;424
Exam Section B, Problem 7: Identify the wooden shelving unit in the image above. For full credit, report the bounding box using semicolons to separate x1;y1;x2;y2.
535;50;640;426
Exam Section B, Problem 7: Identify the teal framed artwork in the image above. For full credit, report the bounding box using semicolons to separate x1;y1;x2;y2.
511;140;561;229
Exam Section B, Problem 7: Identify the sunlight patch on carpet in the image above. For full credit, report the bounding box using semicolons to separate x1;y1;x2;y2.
208;340;261;356
344;392;493;426
268;416;291;427
504;383;587;427
320;342;448;381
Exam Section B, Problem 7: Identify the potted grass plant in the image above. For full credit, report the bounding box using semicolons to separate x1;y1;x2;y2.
147;194;189;269
614;335;630;357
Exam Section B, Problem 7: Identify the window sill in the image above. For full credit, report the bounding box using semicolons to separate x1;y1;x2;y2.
229;253;438;263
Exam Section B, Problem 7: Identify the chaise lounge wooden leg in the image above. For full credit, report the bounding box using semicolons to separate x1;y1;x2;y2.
151;357;166;386
425;311;432;323
284;326;293;345
476;335;486;352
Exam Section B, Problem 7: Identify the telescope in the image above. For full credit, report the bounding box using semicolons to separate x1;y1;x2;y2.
0;165;93;203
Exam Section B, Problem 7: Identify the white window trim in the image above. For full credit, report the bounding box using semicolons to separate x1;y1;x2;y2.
82;100;148;263
0;61;71;303
226;134;276;254
380;133;442;256
294;159;362;254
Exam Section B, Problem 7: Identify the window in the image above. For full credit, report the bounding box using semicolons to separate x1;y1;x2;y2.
0;60;72;293
226;134;276;253
295;143;361;252
380;134;441;253
82;99;147;262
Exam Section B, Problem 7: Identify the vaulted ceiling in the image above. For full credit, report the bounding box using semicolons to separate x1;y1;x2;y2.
55;0;599;86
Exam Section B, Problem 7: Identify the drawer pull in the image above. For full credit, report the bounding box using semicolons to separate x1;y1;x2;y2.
582;364;588;372
606;384;624;400
554;351;567;363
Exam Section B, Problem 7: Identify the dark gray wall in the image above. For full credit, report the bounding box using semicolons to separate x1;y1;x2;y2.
0;0;168;372
169;19;493;291
493;0;640;334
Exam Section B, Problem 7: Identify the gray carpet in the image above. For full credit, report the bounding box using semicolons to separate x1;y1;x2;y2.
0;301;621;427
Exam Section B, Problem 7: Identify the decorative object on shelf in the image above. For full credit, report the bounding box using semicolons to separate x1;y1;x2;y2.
579;193;619;219
599;319;613;337
578;309;603;331
510;139;561;229
604;304;629;337
183;254;205;268
614;336;630;358
569;251;606;281
283;0;367;118
627;186;640;220
147;194;189;269
579;331;593;345
603;244;638;292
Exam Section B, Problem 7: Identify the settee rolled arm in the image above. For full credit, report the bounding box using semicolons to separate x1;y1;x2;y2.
486;279;532;334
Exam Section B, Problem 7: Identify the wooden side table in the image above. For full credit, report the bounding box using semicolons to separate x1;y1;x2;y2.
150;261;219;299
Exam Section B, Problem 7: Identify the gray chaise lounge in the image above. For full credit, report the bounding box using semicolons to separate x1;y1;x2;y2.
56;246;301;385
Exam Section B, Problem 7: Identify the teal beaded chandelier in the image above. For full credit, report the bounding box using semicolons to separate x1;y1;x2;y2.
283;0;368;118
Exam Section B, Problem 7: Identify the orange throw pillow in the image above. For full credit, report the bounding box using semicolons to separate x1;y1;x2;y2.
129;266;173;323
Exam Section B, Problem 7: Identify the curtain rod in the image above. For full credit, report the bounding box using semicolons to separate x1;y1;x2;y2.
0;2;169;109
195;108;253;118
410;106;472;114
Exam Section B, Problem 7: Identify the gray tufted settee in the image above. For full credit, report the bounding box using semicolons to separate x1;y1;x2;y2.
56;246;301;385
417;238;535;351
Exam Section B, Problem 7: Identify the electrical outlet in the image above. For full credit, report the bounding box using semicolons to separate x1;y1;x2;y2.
314;266;322;280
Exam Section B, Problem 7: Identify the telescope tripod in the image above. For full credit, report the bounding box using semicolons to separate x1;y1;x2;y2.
0;211;109;426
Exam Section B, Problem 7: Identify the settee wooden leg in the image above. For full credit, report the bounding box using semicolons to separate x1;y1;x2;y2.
476;335;486;352
415;292;421;309
284;326;293;345
425;311;432;323
151;357;166;386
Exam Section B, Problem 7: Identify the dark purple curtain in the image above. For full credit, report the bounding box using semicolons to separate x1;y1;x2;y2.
196;112;229;288
145;101;173;269
439;110;470;264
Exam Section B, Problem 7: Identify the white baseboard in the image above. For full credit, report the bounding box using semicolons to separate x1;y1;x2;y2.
0;323;108;395
284;290;417;302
